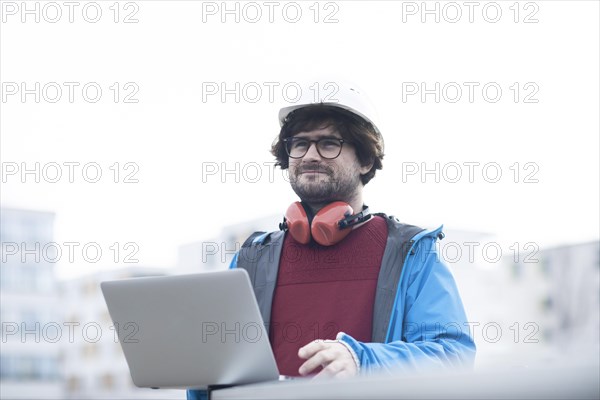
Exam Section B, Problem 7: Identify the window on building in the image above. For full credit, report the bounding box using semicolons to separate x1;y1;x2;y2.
0;218;9;242
16;356;37;380
17;266;38;291
0;264;15;289
67;313;80;324
511;262;523;280
20;311;41;341
21;217;49;244
539;256;551;277
81;281;97;297
67;376;81;392
100;373;115;390
81;343;98;359
0;355;13;379
36;267;55;293
0;355;55;382
39;356;59;380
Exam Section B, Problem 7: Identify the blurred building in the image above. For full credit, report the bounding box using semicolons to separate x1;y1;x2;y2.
0;207;62;399
177;214;281;272
60;266;182;399
472;239;600;368
1;207;185;399
536;241;600;356
415;228;553;366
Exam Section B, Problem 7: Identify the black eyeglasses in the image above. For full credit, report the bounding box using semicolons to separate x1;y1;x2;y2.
283;137;345;159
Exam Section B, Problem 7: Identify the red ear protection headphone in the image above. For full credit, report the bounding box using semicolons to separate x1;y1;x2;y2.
279;201;371;246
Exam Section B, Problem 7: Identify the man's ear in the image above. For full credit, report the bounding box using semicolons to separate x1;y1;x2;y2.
359;160;374;176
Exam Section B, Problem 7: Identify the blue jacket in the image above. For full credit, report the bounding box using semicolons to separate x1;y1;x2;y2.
188;224;476;399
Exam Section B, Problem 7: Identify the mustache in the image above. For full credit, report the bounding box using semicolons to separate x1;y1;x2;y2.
296;164;334;175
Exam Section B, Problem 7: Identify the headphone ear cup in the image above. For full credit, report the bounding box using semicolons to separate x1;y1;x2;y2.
311;201;354;246
284;202;311;244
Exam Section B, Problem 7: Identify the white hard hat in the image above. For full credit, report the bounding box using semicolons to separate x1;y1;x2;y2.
278;81;381;136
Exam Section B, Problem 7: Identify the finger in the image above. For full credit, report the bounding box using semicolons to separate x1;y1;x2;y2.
313;360;344;379
298;339;327;360
298;349;334;376
312;367;334;379
298;352;328;376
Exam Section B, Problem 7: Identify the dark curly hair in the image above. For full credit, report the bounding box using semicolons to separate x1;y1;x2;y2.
271;104;384;185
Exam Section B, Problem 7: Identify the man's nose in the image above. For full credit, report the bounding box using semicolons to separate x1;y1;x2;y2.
303;142;321;160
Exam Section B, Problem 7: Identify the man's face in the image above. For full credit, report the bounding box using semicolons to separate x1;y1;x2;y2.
288;125;371;205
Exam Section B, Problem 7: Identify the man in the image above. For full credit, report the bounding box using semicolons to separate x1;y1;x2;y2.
188;83;475;399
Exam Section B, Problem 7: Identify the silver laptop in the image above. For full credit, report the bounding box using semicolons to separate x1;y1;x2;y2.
100;269;280;389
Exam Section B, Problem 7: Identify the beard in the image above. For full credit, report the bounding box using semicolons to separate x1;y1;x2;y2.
289;163;362;204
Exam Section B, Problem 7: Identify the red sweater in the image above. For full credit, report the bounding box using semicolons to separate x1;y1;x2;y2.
269;216;388;376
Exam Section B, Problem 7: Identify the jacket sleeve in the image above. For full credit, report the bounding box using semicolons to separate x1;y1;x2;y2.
337;231;476;373
186;389;208;400
229;252;239;269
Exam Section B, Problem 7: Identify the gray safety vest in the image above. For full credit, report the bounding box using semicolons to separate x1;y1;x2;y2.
236;215;425;343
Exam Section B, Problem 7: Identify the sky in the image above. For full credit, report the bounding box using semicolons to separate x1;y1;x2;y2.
1;0;599;279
